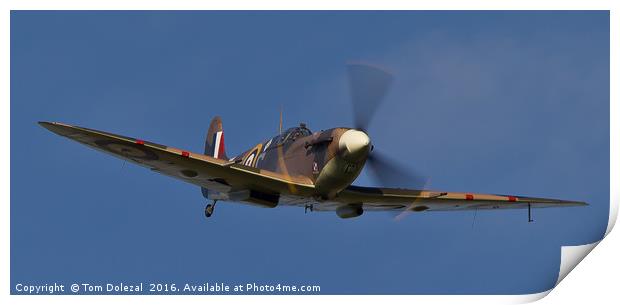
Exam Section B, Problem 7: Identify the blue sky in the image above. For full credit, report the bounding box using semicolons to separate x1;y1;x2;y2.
11;11;609;294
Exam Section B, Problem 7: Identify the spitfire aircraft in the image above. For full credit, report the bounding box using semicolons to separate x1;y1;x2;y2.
40;63;586;220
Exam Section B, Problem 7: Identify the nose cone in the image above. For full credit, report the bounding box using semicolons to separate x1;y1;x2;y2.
339;129;371;161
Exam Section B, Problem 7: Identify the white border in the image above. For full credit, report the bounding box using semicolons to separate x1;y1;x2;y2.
1;0;616;10
2;1;617;304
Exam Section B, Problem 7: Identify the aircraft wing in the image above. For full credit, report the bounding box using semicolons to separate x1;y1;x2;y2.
308;185;587;212
39;122;316;205
40;121;586;214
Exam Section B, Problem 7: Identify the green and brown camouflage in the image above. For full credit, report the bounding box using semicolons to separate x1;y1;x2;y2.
39;118;587;219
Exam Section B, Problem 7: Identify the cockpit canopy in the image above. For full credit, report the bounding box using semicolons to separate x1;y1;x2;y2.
270;124;312;147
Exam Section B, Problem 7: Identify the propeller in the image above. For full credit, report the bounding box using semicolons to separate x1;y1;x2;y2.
366;150;427;189
346;62;428;190
347;63;394;132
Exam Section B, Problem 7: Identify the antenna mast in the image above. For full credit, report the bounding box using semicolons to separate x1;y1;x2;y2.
279;106;283;135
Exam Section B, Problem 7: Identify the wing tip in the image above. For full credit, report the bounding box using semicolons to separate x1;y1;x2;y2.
549;199;588;207
574;200;589;206
554;198;588;206
38;121;57;131
38;121;76;136
38;121;64;127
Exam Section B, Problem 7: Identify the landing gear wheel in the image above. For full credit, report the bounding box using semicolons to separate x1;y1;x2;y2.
205;204;214;218
204;200;217;218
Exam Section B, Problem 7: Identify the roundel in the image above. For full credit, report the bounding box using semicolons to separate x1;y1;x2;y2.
242;143;263;167
244;153;256;166
94;140;159;160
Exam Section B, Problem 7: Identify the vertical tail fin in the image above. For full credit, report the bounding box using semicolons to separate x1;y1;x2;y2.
203;116;228;199
205;116;228;160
